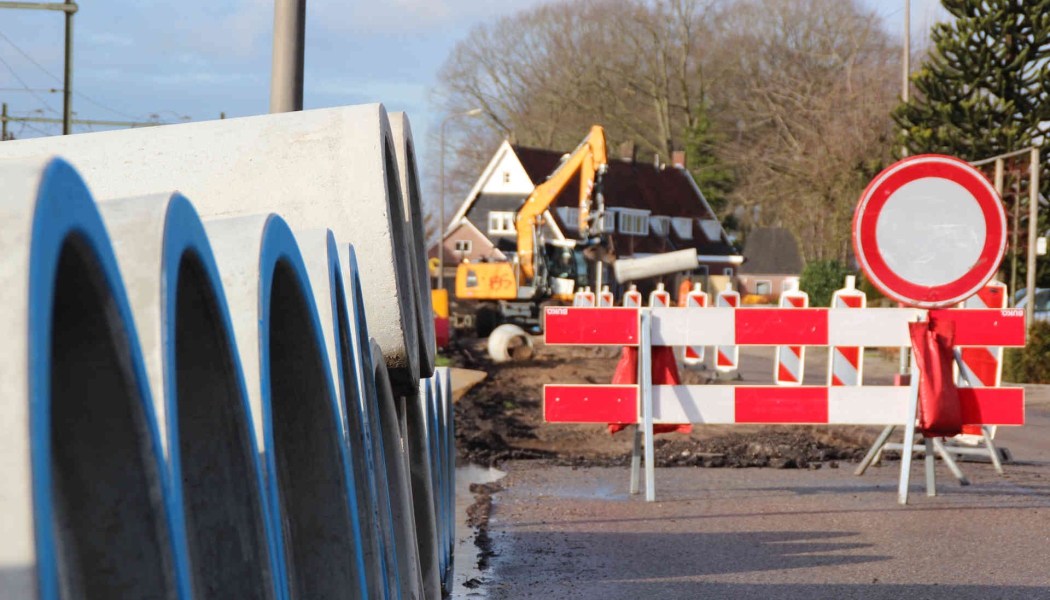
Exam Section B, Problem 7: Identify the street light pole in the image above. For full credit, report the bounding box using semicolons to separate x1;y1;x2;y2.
437;107;483;289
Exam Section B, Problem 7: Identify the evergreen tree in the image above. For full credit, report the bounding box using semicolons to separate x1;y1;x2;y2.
684;102;737;236
893;0;1050;287
894;0;1050;159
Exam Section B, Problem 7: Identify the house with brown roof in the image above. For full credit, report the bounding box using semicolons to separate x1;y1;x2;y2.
434;139;742;295
736;227;803;299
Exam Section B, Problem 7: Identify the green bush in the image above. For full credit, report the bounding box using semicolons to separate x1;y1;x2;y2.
1003;321;1050;384
798;260;854;307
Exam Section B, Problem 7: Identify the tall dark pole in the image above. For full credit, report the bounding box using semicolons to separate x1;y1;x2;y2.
270;0;305;112
62;0;73;134
2;103;8;140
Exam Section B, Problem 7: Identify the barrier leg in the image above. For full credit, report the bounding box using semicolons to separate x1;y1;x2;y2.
982;427;1006;475
931;438;971;485
629;425;642;495
924;437;937;497
898;352;921;505
855;425;894;476
640;310;656;502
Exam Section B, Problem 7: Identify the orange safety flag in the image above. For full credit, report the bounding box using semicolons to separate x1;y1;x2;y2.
607;346;692;435
909;317;963;437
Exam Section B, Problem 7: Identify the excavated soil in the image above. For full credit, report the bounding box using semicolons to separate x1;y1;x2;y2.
450;338;880;470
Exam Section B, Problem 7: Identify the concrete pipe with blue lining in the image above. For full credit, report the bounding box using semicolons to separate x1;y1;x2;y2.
0;158;191;600
100;192;280;600
204;214;368;600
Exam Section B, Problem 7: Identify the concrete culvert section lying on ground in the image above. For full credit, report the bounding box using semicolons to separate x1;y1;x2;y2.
268;257;365;600
99;192;278;600
48;234;178;600
174;252;275;600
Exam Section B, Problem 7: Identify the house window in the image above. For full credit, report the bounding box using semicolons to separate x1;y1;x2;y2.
699;219;722;242
488;211;516;235
603;211;616;232
672;217;693;239
454;240;472;254
650;216;671;236
696;265;709;276
556;207;580;230
618;211;649;236
755;280;772;295
723;267;734;277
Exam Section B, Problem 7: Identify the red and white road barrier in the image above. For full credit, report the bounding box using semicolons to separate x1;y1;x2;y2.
682;283;708;366
714;286;740;373
828;276;866;386
545;385;1023;427
955;281;1007;388
542;303;1026;503
774;284;808;386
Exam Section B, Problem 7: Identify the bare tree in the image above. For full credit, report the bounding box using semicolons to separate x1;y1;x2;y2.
712;0;900;263
428;0;900;265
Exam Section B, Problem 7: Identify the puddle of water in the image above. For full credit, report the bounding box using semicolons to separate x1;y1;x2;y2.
449;464;505;599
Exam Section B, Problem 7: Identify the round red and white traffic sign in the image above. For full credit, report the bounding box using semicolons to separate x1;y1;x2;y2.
853;154;1006;309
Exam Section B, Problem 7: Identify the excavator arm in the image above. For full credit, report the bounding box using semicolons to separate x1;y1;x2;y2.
516;125;608;280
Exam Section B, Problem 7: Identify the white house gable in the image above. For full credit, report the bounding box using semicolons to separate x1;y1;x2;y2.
480;143;535;195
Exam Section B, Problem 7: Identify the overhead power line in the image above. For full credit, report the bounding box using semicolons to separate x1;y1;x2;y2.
0;54;59;114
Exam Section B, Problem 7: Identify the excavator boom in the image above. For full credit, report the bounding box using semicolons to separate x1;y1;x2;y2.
516;125;608;280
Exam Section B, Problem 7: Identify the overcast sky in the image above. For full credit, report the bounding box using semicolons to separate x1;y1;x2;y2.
0;0;948;164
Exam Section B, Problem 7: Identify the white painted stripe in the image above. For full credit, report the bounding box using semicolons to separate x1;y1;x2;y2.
651;307;736;346
827;387;909;425
826;308;921;347
652;385;735;424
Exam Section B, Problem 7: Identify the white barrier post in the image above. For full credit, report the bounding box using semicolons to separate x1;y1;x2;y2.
598;285;615;307
774;281;808;386
714;285;740;373
639;308;656;502
683;283;708;366
828;276;866;386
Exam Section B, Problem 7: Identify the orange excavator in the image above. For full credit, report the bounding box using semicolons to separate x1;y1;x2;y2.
454;125;610;334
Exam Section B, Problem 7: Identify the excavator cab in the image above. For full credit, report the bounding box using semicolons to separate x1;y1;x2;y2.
545;245;588;301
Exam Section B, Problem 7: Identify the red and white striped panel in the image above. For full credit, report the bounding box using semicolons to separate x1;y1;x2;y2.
598;286;615;307
573;288;596;307
683;284;708;365
649;285;671;308
774;290;809;386
715;289;741;372
955;281;1007;388
545;306;1027;348
544;384;1025;426
829;281;866;386
623;288;643;308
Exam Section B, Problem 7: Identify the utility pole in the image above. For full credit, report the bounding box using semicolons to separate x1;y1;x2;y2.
1027;147;1041;329
0;2;78;134
1;103;7;140
898;0;910;377
62;0;73;134
270;0;305;113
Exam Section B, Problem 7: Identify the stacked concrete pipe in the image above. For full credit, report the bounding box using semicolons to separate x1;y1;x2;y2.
0;158;189;600
0;104;455;600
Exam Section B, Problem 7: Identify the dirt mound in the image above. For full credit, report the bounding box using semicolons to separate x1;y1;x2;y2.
450;338;877;469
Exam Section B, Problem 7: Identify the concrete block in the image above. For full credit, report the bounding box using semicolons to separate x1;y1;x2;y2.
389;112;437;377
0;104;421;393
0;158;183;600
99;192;278;600
204;214;367;600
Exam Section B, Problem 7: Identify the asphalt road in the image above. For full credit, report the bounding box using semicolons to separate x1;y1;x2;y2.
456;388;1050;599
